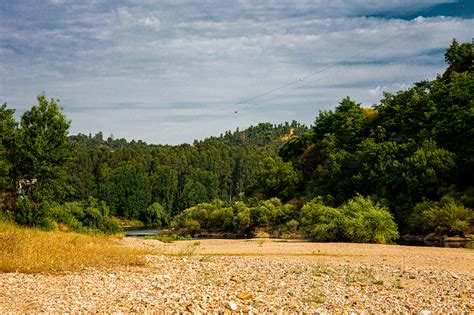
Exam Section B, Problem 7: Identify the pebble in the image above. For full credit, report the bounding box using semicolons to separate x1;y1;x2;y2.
227;301;237;311
0;239;472;313
237;292;253;300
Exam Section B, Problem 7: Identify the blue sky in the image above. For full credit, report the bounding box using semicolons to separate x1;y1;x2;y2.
1;0;472;144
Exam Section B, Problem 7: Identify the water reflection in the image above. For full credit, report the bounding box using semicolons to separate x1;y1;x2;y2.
397;239;473;249
124;227;160;238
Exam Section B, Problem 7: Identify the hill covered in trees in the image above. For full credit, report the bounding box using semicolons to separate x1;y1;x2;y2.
0;40;472;242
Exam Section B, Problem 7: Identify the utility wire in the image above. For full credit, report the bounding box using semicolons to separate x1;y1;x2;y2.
229;18;441;117
168;16;439;133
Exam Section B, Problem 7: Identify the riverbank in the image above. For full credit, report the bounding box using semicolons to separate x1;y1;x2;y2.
0;238;472;312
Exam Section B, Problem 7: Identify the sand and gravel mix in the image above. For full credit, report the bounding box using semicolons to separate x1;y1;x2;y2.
0;238;472;313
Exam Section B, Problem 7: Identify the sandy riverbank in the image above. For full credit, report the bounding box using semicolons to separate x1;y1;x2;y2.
0;238;472;313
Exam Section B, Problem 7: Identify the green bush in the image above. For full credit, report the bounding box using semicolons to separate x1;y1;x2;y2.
141;202;168;227
50;201;84;231
251;198;294;228
170;199;298;236
14;196;53;229
409;197;473;235
340;195;399;243
300;199;344;242
232;201;251;234
300;195;399;243
50;197;122;234
171;203;217;234
209;206;234;231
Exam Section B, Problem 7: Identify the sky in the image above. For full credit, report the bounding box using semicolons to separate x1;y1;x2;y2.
1;0;473;144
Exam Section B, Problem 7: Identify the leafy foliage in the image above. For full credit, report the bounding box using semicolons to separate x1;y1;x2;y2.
101;161;150;219
248;157;300;201
15;95;77;200
300;195;398;243
0;103;16;190
2;40;473;241
141;202;168;227
409;197;473;236
171;198;297;237
13;196;52;229
300;198;344;242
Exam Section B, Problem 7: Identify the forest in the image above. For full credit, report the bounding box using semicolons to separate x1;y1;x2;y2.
0;40;472;243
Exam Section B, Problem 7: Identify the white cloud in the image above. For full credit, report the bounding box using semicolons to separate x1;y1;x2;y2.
116;7;131;19
139;13;161;31
368;86;384;96
1;1;472;144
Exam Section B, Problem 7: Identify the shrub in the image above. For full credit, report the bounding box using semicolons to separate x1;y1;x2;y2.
170;198;298;236
300;199;344;242
251;198;294;228
171;202;216;233
13;196;53;230
409;197;473;235
209;206;234;231
141;202;168;227
233;201;252;235
340;195;399;243
300;195;399;243
50;197;122;234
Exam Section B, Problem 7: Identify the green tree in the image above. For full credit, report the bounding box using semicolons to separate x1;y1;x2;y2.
300;198;344;242
409;197;473;236
443;39;473;78
250;198;295;228
102;161;150;219
313;97;369;150
249;157;300;201
178;169;218;210
0;103;16;190
15;95;76;200
340;195;399;244
150;165;178;214
141;202;168;226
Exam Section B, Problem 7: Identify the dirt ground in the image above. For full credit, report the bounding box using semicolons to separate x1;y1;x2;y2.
0;238;472;313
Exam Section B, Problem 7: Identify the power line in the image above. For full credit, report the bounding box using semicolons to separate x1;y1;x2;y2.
231;18;441;116
167;16;439;134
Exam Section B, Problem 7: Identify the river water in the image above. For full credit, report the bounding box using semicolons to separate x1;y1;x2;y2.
396;239;473;249
124;227;161;238
123;227;473;248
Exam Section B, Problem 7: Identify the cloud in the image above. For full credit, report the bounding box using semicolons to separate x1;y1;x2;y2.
368;86;384;96
139;13;161;31
1;1;472;144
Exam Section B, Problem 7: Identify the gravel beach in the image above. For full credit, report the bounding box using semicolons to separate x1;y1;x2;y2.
0;238;472;313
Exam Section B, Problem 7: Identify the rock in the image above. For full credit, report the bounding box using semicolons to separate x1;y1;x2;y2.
227;301;237;311
423;233;437;241
444;236;467;242
420;310;432;315
108;274;116;278
237;292;253;300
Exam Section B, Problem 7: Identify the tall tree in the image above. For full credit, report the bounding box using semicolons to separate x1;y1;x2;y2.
15;95;76;200
150;165;178;214
248;157;300;201
102;161;151;218
0;103;16;190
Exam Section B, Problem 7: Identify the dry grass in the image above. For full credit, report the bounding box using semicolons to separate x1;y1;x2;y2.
0;221;150;273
